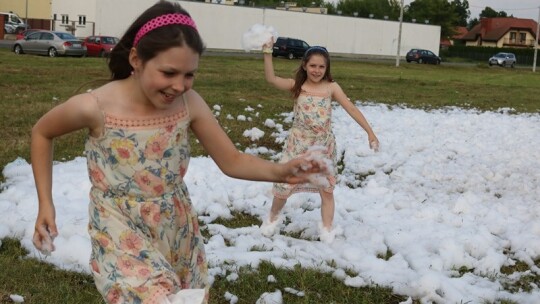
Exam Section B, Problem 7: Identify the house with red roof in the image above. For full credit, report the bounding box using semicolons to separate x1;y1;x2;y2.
440;26;469;48
462;17;539;48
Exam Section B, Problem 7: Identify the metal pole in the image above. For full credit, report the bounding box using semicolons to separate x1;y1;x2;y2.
395;0;404;67
25;0;28;25
533;6;540;72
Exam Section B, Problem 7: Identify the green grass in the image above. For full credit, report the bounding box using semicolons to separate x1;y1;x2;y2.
1;47;540;303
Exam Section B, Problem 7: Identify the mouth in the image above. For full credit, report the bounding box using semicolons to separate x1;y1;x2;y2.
161;91;177;103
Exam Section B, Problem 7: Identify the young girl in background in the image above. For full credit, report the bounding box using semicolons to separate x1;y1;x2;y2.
30;2;326;303
260;40;379;243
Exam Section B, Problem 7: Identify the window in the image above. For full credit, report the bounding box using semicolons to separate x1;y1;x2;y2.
27;32;40;41
78;15;86;25
42;32;54;41
10;15;23;24
61;14;69;25
519;33;526;43
509;32;516;43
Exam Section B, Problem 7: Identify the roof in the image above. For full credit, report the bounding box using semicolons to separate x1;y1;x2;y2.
453;26;468;39
462;17;538;42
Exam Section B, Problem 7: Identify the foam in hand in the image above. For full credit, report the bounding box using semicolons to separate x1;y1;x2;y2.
299;145;334;189
241;24;278;52
39;232;55;256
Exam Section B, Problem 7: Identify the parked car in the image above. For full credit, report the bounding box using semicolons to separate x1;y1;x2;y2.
12;30;87;58
405;48;441;64
1;11;29;34
15;29;40;40
488;52;516;68
272;37;310;59
84;35;119;57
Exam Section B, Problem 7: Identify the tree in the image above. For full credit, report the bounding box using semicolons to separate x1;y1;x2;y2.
334;0;400;19
467;17;479;29
451;0;469;27
479;6;507;18
406;0;459;37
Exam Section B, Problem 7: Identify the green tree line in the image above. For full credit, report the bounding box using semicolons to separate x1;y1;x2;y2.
213;0;514;43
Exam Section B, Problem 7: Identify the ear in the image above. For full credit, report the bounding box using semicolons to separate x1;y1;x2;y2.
128;47;140;72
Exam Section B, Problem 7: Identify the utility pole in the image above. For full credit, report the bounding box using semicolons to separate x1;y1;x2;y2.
533;6;540;72
25;0;28;25
395;0;404;67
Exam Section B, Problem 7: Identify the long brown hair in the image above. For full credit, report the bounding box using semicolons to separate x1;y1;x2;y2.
107;1;205;80
291;46;333;99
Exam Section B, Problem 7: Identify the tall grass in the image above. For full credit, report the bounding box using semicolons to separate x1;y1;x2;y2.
1;48;539;303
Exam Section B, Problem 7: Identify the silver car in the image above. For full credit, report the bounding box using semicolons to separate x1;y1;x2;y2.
488;52;516;68
12;30;87;58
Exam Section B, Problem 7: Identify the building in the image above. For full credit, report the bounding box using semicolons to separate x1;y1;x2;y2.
2;0;441;58
462;17;539;48
0;0;52;32
440;26;468;48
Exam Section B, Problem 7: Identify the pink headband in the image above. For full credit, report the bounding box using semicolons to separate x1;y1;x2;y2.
134;13;197;46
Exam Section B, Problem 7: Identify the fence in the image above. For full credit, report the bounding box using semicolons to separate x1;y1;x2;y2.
442;45;539;66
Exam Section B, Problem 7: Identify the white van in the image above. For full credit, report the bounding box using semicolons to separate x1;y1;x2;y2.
1;11;29;34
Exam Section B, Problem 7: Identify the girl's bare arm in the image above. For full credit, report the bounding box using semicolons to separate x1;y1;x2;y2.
188;90;322;182
331;82;379;148
31;93;101;249
263;41;295;91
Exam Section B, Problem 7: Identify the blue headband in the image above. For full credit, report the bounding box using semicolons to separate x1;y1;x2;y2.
305;46;328;55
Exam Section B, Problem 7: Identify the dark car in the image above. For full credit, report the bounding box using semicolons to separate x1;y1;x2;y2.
488;52;516;68
12;30;87;57
406;48;441;65
272;37;310;59
84;35;119;57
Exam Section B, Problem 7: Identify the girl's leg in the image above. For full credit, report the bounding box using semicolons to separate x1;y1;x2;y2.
319;190;335;229
260;197;287;236
269;196;287;222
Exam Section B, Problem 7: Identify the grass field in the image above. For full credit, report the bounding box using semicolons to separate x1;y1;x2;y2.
1;47;539;303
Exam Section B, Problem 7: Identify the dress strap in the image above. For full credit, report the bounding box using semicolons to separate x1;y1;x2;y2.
181;92;190;119
326;83;332;98
87;91;107;134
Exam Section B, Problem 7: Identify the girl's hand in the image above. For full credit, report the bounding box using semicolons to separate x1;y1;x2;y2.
262;38;274;50
368;134;380;152
282;157;329;184
33;205;58;255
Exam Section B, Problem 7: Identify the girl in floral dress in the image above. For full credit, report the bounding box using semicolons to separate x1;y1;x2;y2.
260;41;380;243
30;2;327;304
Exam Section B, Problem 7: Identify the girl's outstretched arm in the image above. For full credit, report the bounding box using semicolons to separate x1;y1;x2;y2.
263;40;295;91
31;93;101;252
330;82;379;150
188;90;324;182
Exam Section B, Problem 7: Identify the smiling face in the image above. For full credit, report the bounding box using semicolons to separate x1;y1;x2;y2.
130;45;199;109
303;54;328;84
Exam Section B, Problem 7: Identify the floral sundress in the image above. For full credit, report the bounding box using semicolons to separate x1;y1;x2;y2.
84;93;208;304
273;87;338;199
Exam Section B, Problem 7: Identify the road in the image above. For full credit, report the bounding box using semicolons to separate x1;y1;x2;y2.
0;40;14;49
1;39;534;69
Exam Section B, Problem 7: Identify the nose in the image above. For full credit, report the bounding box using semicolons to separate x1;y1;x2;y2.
171;76;186;93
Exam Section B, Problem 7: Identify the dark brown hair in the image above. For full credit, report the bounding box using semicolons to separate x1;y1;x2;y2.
291;47;333;99
108;1;205;80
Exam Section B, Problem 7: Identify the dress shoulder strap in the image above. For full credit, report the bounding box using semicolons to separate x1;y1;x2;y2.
86;90;106;131
181;93;190;119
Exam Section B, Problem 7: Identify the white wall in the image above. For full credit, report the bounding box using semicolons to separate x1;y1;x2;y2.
52;0;95;37
91;0;441;57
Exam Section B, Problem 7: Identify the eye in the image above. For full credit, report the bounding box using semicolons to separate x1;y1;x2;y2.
162;70;176;77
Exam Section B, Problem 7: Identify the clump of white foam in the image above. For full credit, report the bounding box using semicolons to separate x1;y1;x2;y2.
39;232;55;256
299;146;334;188
241;24;278;52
